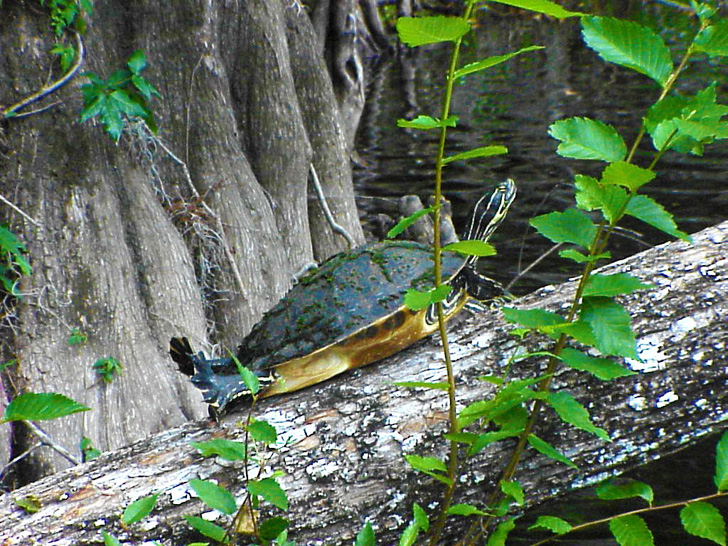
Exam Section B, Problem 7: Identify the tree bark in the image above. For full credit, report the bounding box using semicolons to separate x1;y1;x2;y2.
0;0;364;482
0;220;724;545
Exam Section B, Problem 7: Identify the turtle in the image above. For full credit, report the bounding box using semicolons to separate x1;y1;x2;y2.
171;179;516;416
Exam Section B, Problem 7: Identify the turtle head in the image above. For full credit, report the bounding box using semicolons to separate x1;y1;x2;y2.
464;179;516;243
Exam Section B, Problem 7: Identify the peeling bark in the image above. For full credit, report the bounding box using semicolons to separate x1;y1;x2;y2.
0;221;724;545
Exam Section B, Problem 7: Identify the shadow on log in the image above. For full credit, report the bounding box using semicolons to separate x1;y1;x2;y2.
0;221;726;545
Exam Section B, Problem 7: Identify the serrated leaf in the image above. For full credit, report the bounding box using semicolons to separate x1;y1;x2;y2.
396;16;470;47
561;347;635;380
132;74;161;100
625;194;690;241
442;145;508;164
233;357;259;395
259;516;290;542
80;94;106;123
189;479;236;515
248;477;288;511
394;381;450;391
109;89;148;117
356;521;375;546
122;493;159;525
447;503;487;516
695;20;728;57
405;454;447;473
502;307;566;329
610;514;654;546
487;0;584;18
581;16;673;87
596;479;654;504
191;438;247;461
716;431;728;491
531;208;597;248
584;273;652;298
397;115;457;130
528;434;578;468
404;285;451;311
443;240;496;257
681;502;726;546
387;205;435;239
549;117;627;161
529;515;573;534
185;515;226;542
248;419;277;444
454;46;544;79
574;173;630;223
127;50;148;75
601;161;656;192
581;296;638;359
500;480;524;505
548;391;610;441
102;531;121;546
1;392;90;423
486;517;516;546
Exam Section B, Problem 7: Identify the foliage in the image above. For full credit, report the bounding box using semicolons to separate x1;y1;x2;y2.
80;436;101;462
0;225;31;297
68;327;88;346
1;392;89;423
80;50;160;141
92;356;122;383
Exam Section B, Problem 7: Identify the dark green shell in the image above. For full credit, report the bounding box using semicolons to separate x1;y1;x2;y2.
235;240;466;373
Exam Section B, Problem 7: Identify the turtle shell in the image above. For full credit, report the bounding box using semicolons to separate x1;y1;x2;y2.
236;240;467;375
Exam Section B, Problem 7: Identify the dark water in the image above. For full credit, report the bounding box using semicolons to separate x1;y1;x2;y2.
352;6;727;544
353;6;727;295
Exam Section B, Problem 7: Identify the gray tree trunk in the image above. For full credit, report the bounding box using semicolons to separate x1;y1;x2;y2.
0;220;724;545
0;0;364;483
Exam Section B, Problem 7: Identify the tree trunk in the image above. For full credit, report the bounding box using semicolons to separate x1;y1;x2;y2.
0;220;724;545
0;0;364;483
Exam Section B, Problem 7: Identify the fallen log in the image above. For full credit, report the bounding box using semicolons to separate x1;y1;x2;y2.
0;221;725;545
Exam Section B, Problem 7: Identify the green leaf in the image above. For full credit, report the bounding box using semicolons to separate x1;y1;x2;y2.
131;74;161;100
233;357;260;395
80;93;107;123
191;438;247;461
404;285;452;311
500;480;524;505
394;381;450;391
716;431;728;491
447;503;488;516
127;50;148;75
531;208;597;248
1;392;90;423
443;240;496;257
574;174;630;223
259;517;290;542
100;100;123;141
442;145;508;164
547;391;610;441
355;521;375;546
502;307;566;330
549;117;627;162
248;419;278;444
584;273;652;298
122;493;159;525
185;515;226;542
486;0;585;18
581;296;638;359
581;16;673;87
14;495;41;513
529;515;572;534
625;194;689;241
601;161;656;192
68;327;87;346
248;477;288;511
681;502;726;546
561;347;635;380
109;89;148;117
397;115;458;130
559;248;611;263
486;517;516;546
552;319;597;347
404;455;452;486
396;16;470;47
610;514;654;546
189;479;236;515
528;434;578;468
399;521;420;546
596;479;654;504
387;205;435;239
413;503;429;532
695;20;728;57
102;531;122;546
454;45;544;79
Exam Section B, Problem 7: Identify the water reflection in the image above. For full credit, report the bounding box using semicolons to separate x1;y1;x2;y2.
354;10;727;294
